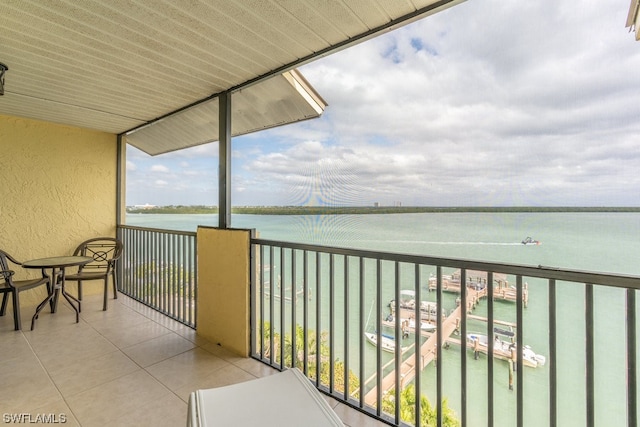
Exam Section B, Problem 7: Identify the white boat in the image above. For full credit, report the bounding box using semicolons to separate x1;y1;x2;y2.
521;236;541;245
408;317;437;332
389;290;444;319
383;313;437;333
467;333;546;368
364;332;409;353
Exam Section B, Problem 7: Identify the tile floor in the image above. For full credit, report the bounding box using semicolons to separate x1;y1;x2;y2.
0;292;387;426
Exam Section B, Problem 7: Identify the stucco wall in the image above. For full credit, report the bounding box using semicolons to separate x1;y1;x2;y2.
0;114;118;306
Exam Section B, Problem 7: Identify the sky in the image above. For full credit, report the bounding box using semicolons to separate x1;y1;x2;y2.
126;0;640;207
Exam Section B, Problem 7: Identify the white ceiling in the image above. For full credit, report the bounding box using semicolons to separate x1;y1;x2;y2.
0;0;464;153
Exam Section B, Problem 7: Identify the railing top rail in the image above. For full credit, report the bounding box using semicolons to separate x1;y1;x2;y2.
118;224;197;237
252;237;640;290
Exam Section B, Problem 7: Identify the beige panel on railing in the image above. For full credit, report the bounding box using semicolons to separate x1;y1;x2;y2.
196;226;251;357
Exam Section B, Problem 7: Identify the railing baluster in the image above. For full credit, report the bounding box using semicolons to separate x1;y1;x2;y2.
179;234;184;321
359;256;365;409
586;283;594;427
376;258;383;417
549;279;557;427
259;245;266;359
172;233;177;320
161;232;166;314
303;250;309;377
249;245;262;359
153;230;158;309
414;263;421;427
460;268;467;427
316;251;321;387
269;245;275;366
344;255;350;402
517;275;524;427
627;288;637;427
394;261;401;424
192;234;198;327
291;249;297;370
436;265;443;427
329;253;335;394
142;229;148;302
487;271;494;427
280;246;285;370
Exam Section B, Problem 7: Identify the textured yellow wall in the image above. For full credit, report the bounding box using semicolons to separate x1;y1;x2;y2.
196;227;251;357
0;114;118;305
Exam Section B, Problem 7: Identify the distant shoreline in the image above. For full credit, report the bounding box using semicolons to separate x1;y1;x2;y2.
126;206;640;215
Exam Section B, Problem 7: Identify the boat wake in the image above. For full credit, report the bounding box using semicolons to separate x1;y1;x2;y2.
359;240;524;246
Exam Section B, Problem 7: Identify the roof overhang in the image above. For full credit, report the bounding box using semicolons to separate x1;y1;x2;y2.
0;0;465;154
628;0;640;40
126;70;326;155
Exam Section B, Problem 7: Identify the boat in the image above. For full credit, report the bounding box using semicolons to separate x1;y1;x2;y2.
521;236;541;245
382;314;437;333
466;332;546;368
389;290;445;319
408;317;437;332
364;332;409;353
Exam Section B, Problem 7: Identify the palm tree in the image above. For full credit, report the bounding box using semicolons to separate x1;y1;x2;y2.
382;384;460;427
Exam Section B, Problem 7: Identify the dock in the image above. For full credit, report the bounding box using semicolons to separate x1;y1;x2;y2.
427;269;528;306
363;288;483;407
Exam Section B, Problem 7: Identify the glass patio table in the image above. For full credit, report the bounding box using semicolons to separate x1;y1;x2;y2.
23;255;93;330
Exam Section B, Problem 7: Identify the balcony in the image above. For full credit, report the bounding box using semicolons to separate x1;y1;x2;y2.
2;224;639;426
18;225;628;427
0;292;380;427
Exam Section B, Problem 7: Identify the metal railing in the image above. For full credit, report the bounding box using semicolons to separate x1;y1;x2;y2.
250;237;640;427
117;225;197;328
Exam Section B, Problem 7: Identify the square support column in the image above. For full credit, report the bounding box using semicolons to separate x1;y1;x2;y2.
196;226;250;356
218;92;232;229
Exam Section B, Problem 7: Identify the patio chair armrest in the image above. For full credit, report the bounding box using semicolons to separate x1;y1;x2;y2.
3;252;24;266
0;269;16;280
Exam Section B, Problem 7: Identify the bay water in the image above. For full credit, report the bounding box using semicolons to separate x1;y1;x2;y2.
126;211;640;426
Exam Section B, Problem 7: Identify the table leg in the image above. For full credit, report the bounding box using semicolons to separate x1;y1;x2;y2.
31;268;60;330
59;269;80;323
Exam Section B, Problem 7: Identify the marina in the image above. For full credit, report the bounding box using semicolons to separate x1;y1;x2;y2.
363;283;544;406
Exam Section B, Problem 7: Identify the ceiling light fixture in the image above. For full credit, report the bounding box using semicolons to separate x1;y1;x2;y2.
0;63;8;96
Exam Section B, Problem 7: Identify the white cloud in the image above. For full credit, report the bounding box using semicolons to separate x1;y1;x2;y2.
127;0;640;207
150;165;170;173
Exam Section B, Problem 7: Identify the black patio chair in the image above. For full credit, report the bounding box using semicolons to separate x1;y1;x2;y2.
64;237;123;311
0;249;51;330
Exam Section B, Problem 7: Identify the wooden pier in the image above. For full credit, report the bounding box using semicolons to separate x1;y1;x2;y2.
427;269;528;306
364;288;484;406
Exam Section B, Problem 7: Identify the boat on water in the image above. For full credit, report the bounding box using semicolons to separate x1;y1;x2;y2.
364;332;410;353
521;236;541;245
407;317;437;332
382;314;437;333
389;290;445;319
466;332;546;368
